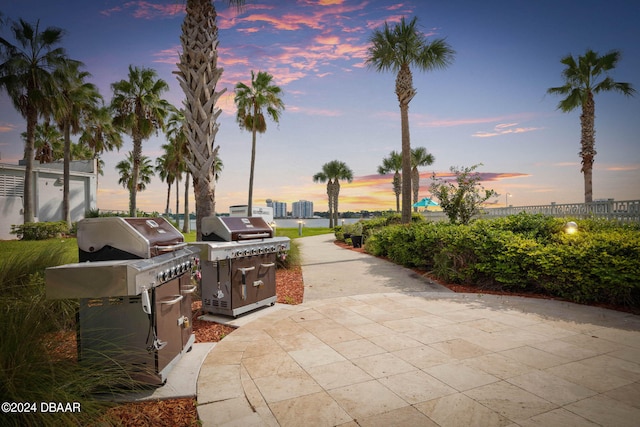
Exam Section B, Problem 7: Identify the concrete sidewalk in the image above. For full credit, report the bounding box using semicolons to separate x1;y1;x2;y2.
196;234;640;426
299;234;451;300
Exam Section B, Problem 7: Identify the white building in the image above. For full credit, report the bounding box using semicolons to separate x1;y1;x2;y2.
0;159;98;239
266;199;287;218
292;200;314;218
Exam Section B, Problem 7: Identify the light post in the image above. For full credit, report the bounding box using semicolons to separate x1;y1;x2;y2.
297;220;304;236
505;192;512;207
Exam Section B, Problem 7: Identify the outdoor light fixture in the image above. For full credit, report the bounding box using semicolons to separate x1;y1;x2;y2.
564;221;578;234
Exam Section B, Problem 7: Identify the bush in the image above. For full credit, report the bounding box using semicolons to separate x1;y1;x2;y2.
10;221;71;240
362;213;640;309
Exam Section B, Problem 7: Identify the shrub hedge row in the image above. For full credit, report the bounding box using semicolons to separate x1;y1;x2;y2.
10;221;71;240
363;213;640;308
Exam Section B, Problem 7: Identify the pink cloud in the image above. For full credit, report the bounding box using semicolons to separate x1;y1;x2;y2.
101;1;183;19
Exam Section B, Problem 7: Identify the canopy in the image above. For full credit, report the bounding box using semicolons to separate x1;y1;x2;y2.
412;197;439;208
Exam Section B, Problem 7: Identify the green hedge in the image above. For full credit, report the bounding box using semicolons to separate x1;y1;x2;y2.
10;221;71;240
364;213;640;308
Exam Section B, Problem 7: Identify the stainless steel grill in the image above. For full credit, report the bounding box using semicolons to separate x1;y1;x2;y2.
45;217;199;385
194;216;290;318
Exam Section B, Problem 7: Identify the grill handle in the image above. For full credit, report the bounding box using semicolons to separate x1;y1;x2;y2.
160;295;183;306
154;242;188;252
237;232;270;240
261;263;275;268
180;285;198;294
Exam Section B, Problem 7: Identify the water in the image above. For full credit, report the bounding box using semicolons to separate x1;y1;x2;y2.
178;217;361;230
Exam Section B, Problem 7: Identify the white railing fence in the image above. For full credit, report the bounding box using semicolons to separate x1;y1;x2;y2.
423;199;640;223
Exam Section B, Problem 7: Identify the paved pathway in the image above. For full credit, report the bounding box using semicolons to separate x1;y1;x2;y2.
196;234;640;426
299;234;451;300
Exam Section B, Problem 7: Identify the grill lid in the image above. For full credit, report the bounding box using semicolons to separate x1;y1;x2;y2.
78;217;184;260
201;216;273;241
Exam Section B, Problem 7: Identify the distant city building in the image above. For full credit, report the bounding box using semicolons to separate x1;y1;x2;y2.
292;200;314;218
266;199;287;218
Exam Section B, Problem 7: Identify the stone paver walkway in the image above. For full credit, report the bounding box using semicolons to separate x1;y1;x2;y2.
196;234;640;426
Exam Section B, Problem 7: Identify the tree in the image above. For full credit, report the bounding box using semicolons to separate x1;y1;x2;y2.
429;163;497;225
234;70;284;216
117;152;154;214
175;0;245;240
111;65;171;217
547;49;635;203
366;16;454;224
377;150;402;212
155;146;177;216
313;160;353;228
0;18;68;223
51;59;101;227
30;122;63;163
411;147;435;212
79;104;123;162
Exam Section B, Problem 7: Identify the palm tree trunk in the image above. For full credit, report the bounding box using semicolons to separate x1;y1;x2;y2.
176;176;180;223
248;103;258;216
63;122;71;227
177;0;223;240
23;105;37;223
165;183;171;215
333;181;340;229
326;180;333;228
580;92;596;203
182;172;190;233
396;64;415;224
393;172;401;213
130;138;141;217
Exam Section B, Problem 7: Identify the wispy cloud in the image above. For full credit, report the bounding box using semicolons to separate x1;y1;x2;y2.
472;122;542;138
0;123;17;133
101;1;183;19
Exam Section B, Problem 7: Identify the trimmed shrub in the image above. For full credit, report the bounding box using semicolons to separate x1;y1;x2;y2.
11;221;71;240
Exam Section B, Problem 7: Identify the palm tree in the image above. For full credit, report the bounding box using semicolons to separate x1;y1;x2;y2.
79;104;123;161
30;122;63;163
165;108;193;232
0;18;68;222
366;16;454;224
111;65;171;216
377;150;402;212
117;152;154;214
234;70;285;216
155;147;177;216
176;0;246;240
411;147;435;212
51;59;101;227
313;160;353;228
547;49;635;203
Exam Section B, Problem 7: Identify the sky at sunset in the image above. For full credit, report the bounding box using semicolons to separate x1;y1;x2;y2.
1;0;639;214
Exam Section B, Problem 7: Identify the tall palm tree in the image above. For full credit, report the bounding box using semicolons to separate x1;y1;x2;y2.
79;104;123;161
176;0;246;240
234;70;285;216
111;65;171;216
117;152;154;214
155;147;177;216
313;160;353;228
411;146;435;212
51;59;101;227
547;49;635;203
165;108;193;232
0;18;68;222
366;16;454;224
377;150;402;212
